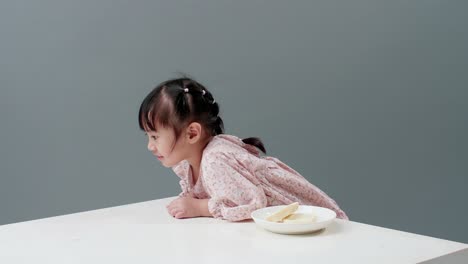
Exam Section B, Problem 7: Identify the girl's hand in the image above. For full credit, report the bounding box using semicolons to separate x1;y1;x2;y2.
166;197;202;219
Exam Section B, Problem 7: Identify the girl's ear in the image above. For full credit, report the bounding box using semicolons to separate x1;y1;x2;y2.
186;122;202;144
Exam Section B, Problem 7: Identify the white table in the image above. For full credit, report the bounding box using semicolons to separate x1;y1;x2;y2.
0;197;466;264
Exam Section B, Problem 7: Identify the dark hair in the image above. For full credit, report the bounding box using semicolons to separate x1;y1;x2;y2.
138;77;266;154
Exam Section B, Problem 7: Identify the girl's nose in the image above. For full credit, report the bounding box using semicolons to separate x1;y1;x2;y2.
147;141;156;152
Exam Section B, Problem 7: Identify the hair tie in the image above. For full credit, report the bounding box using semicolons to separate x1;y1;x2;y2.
212;99;216;104
184;88;189;93
202;90;206;96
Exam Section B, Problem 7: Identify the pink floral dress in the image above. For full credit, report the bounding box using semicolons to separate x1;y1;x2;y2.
172;134;348;221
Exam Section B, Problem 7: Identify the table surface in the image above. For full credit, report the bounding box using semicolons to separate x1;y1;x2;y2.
0;197;466;264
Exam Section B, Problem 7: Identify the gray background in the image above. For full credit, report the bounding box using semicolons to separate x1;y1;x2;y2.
1;0;467;243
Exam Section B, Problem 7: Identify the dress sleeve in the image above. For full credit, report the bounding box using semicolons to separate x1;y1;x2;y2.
172;161;191;197
177;179;190;197
203;153;267;221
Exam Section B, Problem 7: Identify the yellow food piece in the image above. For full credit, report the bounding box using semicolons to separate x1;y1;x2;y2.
282;213;316;224
266;202;299;222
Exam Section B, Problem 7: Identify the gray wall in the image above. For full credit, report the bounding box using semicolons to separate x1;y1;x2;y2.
1;0;467;243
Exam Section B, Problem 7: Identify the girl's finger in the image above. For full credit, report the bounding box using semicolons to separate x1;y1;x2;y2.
172;209;182;218
174;212;184;219
171;207;183;216
168;208;177;217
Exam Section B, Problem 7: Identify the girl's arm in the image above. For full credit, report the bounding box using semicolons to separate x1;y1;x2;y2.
202;153;268;221
195;199;212;217
167;197;212;219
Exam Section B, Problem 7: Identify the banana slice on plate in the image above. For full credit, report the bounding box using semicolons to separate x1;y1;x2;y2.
266;202;299;222
282;213;317;224
252;205;335;234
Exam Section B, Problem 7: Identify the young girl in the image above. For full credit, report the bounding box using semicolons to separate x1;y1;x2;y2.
138;77;348;221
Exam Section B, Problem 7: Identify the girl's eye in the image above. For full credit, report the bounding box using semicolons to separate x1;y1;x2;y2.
151;136;158;140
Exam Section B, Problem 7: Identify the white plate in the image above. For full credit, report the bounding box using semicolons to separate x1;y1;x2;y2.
251;205;336;235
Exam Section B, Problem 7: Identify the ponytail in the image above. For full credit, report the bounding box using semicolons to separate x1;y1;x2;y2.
213;116;224;135
242;137;266;154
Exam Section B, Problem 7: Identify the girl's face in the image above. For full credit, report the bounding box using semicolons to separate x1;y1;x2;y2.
145;126;186;168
